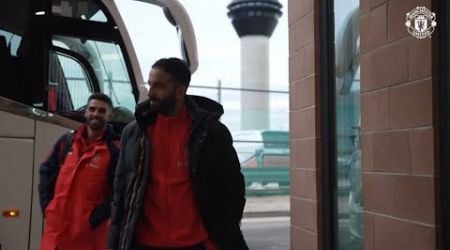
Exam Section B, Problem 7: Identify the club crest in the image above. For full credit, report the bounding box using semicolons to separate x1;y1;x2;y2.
405;6;436;39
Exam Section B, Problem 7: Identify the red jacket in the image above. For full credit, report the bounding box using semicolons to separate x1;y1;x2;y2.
136;105;210;248
40;125;119;250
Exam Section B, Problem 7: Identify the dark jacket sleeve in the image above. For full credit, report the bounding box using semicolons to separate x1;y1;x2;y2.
38;133;68;213
107;124;132;249
212;123;248;250
89;140;120;229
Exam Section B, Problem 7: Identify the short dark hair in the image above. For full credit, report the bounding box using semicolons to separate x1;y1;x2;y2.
87;93;113;108
152;57;191;87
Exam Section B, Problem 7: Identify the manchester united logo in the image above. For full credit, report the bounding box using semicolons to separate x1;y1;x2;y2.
405;6;437;39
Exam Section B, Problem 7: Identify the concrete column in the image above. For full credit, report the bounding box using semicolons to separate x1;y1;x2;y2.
240;35;270;130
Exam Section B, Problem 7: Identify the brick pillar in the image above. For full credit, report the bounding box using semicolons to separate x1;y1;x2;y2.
360;0;436;249
288;0;321;249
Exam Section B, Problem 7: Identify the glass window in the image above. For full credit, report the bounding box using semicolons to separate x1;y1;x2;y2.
48;51;93;111
0;30;22;57
188;84;290;196
334;1;362;249
52;0;108;22
52;35;135;111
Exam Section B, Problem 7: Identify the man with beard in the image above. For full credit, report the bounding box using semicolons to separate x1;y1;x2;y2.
39;93;120;250
107;58;248;250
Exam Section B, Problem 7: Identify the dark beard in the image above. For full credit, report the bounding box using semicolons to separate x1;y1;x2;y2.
150;95;176;115
87;117;105;131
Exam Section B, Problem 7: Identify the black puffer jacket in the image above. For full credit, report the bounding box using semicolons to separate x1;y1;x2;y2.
107;95;248;250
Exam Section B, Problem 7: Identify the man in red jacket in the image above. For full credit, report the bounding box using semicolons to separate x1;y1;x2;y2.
39;93;120;250
107;58;248;250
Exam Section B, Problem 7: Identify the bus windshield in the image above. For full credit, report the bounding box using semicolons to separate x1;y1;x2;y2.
51;35;135;111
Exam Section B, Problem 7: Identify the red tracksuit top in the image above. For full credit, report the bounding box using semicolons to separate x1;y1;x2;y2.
136;105;213;248
41;125;111;250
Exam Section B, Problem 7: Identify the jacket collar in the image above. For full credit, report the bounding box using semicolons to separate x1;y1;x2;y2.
75;123;119;142
134;95;224;130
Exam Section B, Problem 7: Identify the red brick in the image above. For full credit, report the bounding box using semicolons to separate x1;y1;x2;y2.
290;168;318;200
290;111;298;139
392;175;435;224
362;39;409;91
289;83;296;110
360;4;387;53
291;49;305;81
290;139;299;169
290;168;301;199
291;198;318;232
361;0;370;14
289;55;296;83
299;11;315;49
370;0;386;9
304;44;315;77
373;215;435;250
409;37;432;80
301;11;317;46
288;0;315;26
299;0;315;19
291;226;319;250
296;75;316;109
389;79;432;128
295;17;306;51
409;127;435;175
288;0;298;26
372;131;410;173
360;54;371;92
298;106;317;139
363;173;394;213
361;133;374;171
361;89;389;131
298;138;317;169
289;26;296;55
364;213;375;250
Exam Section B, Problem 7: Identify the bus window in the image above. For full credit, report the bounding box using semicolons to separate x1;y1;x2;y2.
0;30;22;57
52;35;135;111
48;51;93;111
52;0;108;23
0;0;31;104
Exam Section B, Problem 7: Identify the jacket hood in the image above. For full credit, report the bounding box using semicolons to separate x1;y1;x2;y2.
134;95;224;129
188;95;224;118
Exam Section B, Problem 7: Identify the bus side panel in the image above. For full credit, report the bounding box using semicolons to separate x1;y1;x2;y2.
29;121;71;250
0;111;35;249
0;110;35;137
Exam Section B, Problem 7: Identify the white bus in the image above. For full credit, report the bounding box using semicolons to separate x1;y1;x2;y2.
0;0;197;248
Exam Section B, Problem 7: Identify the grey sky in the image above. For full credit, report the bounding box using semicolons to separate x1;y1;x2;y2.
116;0;288;90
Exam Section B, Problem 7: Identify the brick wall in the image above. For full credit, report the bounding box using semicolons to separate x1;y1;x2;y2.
288;0;321;249
289;0;437;249
360;0;436;250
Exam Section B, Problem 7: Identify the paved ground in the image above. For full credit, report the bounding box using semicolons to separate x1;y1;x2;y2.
244;195;290;218
242;217;290;250
242;195;290;249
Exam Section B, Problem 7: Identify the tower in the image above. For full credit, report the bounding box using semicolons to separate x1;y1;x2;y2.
227;0;282;130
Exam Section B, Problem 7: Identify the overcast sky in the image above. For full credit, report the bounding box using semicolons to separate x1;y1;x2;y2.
116;0;288;90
